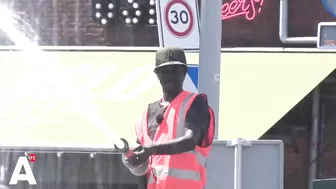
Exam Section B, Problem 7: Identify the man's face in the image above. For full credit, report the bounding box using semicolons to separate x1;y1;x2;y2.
155;65;186;92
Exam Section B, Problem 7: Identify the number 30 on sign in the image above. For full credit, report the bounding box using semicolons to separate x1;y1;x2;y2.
156;0;200;49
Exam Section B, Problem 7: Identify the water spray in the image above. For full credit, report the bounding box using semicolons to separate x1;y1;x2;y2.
83;107;149;176
0;3;149;176
114;138;134;158
87;111;149;176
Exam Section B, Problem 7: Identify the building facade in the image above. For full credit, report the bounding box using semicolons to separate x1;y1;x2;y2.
0;0;336;47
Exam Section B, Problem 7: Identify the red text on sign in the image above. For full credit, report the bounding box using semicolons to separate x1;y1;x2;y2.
222;0;264;21
28;154;36;163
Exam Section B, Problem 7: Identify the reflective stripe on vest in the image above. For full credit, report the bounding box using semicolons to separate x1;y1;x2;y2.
175;93;194;138
175;93;208;167
193;151;207;167
148;167;201;184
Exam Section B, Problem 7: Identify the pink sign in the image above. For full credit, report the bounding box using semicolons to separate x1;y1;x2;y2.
222;0;265;21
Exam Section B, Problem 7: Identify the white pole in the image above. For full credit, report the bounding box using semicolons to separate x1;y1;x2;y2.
234;139;243;189
198;0;222;139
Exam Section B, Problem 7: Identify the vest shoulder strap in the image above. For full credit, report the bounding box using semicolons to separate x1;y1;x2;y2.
135;105;149;144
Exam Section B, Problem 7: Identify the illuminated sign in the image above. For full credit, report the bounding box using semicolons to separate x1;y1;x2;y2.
92;0;265;26
222;0;264;21
92;0;157;26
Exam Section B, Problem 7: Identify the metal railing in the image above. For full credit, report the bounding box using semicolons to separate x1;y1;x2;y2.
279;0;317;44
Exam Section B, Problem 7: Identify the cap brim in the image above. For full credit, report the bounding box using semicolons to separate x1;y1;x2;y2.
155;61;187;70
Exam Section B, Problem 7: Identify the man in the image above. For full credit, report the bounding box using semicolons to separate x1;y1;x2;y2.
127;47;215;189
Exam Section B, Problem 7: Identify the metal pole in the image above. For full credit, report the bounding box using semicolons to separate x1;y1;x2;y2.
317;101;325;178
234;139;243;189
198;0;222;139
308;87;320;189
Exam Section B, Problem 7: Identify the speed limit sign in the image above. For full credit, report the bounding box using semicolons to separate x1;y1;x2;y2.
156;0;200;49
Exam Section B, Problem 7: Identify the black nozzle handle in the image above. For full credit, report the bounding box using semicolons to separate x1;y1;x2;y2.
114;138;129;153
114;138;136;158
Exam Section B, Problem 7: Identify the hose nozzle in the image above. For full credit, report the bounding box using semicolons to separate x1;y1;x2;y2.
116;138;149;176
114;138;135;158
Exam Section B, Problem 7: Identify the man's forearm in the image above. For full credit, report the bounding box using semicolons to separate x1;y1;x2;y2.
149;137;196;155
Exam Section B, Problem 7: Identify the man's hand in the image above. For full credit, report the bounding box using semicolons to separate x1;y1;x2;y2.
126;145;154;166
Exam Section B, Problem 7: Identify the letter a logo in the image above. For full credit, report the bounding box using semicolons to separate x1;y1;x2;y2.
9;157;37;185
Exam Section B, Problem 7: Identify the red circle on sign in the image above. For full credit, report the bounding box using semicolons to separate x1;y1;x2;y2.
164;0;194;38
28;154;36;162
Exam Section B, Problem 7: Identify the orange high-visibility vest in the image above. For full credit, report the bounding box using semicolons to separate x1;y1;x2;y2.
135;90;215;189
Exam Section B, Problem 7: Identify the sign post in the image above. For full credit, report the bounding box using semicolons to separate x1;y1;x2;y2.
198;0;222;139
156;0;200;49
